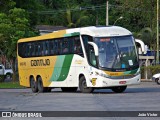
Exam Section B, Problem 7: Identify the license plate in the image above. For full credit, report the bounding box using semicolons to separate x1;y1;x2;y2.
119;81;126;84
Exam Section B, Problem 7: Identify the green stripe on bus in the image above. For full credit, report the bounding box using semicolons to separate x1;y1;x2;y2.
64;32;80;37
123;68;138;75
57;55;74;81
129;69;138;74
50;55;65;81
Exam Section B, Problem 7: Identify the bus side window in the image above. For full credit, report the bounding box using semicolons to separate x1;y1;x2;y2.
50;41;54;55
43;41;49;56
74;37;83;56
28;43;32;57
31;43;35;57
25;44;29;57
82;35;93;51
37;43;41;56
18;43;25;58
69;37;74;54
39;41;43;56
35;43;39;57
54;40;59;55
62;38;69;54
41;41;45;56
88;44;97;67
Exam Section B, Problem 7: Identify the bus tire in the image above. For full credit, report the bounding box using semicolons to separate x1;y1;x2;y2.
37;77;47;93
61;87;77;92
79;76;94;93
155;78;160;85
30;77;38;93
111;86;127;93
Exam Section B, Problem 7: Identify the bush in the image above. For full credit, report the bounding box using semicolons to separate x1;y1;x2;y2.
0;75;5;82
141;65;160;79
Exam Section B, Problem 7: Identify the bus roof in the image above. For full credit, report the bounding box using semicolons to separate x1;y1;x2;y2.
68;26;132;37
18;26;132;43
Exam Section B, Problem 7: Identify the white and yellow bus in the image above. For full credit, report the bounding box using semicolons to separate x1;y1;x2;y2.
17;26;140;93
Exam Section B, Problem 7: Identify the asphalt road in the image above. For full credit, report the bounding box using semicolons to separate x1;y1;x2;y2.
0;81;160;120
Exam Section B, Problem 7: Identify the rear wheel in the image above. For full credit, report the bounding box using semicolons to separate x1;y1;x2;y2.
30;77;38;93
61;87;77;92
155;78;160;85
37;77;50;93
79;76;94;93
111;86;127;93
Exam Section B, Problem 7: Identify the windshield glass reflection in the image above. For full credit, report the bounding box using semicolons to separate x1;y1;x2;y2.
94;36;138;69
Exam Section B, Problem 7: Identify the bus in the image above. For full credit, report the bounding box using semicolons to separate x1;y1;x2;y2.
17;26;140;93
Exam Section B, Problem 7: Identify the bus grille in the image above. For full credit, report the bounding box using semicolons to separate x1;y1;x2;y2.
110;75;136;79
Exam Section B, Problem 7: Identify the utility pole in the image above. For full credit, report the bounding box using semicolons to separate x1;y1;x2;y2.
106;0;109;26
156;0;159;64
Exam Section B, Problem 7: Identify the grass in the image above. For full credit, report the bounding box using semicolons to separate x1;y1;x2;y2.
0;81;26;89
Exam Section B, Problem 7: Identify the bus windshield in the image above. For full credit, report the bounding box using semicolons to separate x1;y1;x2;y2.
94;36;138;69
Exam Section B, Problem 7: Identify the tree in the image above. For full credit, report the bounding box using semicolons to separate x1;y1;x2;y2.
0;13;12;54
6;8;30;58
0;8;38;81
41;0;92;27
13;0;44;26
0;0;15;13
65;7;90;28
114;0;157;32
136;27;156;50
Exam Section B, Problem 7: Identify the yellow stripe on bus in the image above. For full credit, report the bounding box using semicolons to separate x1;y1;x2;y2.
18;30;66;43
104;71;124;76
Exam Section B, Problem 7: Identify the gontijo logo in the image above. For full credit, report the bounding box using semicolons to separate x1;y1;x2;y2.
31;59;50;66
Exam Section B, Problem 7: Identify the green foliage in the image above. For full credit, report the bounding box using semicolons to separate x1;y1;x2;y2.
0;0;16;13
135;27;156;48
0;81;25;88
0;8;37;59
0;75;5;82
13;0;44;26
0;0;159;60
112;0;155;32
65;7;91;28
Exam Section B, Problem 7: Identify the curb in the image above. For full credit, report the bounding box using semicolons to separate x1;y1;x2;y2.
141;79;152;82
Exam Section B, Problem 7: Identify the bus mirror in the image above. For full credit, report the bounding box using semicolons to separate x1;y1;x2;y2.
88;42;99;56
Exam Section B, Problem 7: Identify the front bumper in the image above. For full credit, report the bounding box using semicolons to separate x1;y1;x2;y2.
88;74;141;87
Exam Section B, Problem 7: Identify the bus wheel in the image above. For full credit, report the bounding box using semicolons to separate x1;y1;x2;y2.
155;78;160;85
37;77;46;93
111;86;127;93
79;76;94;93
61;87;77;92
30;77;38;93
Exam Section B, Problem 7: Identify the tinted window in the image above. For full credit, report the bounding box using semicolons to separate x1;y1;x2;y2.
18;35;84;58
